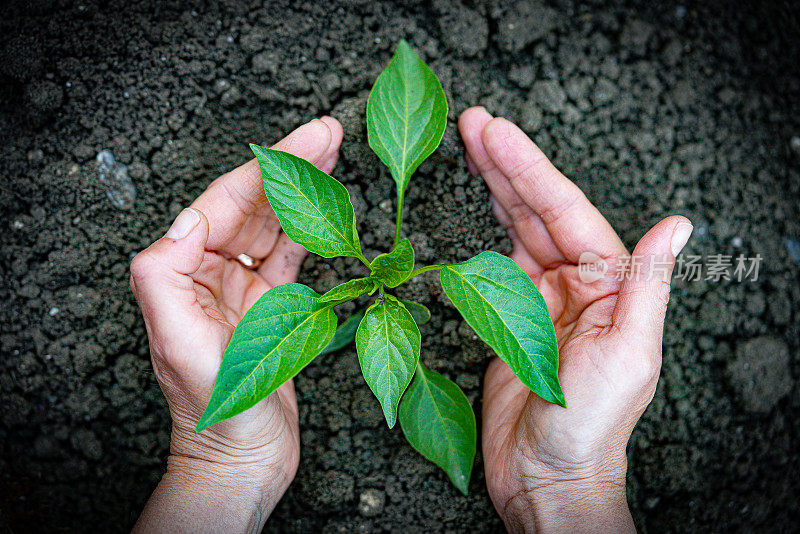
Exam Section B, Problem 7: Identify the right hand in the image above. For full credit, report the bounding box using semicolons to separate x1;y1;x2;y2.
459;107;692;532
130;117;343;527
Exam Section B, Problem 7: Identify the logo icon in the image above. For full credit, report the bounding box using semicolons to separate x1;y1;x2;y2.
578;251;608;283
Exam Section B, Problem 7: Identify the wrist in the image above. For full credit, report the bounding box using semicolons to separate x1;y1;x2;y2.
134;455;276;534
501;458;633;533
168;422;298;505
166;453;285;501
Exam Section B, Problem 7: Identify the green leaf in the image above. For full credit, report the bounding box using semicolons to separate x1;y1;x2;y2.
399;363;476;495
319;309;366;356
370;238;415;288
356;294;420;428
250;145;363;259
397;298;431;325
439;251;564;406
319;278;379;305
197;283;336;432
366;39;448;199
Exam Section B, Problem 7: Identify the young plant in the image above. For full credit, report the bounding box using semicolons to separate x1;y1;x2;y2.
197;39;564;494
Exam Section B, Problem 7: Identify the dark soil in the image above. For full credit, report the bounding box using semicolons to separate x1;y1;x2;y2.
1;0;799;532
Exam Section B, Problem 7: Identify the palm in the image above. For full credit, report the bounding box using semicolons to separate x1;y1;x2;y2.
181;231;302;439
485;254;630;479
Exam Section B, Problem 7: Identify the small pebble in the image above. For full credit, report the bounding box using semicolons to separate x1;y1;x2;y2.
790;136;800;155
27;149;44;164
48;307;60;316
785;238;800;263
96;149;137;210
731;236;743;247
358;488;385;517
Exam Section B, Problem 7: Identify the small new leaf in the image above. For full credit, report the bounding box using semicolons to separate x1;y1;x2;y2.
319;309;366;356
398;298;430;325
366;39;448;199
439;251;564;406
319;277;379;304
197;283;336;432
356;295;420;428
251;145;363;259
370;238;415;287
399;363;476;495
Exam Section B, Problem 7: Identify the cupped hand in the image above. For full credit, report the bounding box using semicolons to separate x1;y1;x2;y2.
130;117;342;526
459;107;692;532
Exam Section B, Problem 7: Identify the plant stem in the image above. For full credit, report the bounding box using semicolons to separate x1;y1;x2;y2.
409;264;445;278
393;191;404;248
357;252;372;270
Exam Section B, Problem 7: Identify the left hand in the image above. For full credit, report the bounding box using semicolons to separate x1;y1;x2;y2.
130;116;342;532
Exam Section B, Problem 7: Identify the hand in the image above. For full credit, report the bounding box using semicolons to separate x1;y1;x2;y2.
459;107;692;532
130;117;343;532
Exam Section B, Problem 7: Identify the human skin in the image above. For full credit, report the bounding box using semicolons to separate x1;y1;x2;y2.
130;116;343;533
131;108;690;533
459;106;692;533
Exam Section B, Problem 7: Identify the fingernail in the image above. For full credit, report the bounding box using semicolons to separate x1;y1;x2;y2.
670;222;693;257
165;208;200;239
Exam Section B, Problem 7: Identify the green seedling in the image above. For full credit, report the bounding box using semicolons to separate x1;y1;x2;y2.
197;40;564;494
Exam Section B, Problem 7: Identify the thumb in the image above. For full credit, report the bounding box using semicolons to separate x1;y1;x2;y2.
611;215;693;346
130;208;212;343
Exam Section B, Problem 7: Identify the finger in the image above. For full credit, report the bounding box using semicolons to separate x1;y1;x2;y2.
241;212;281;259
464;151;479;176
241;116;343;260
189;252;271;323
222;212;275;260
130;208;221;354
257;233;307;288
481;117;626;263
459;107;561;270
611;216;692;352
315;115;344;173
459;108;525;228
191;233;307;322
192;117;343;255
486;194;540;277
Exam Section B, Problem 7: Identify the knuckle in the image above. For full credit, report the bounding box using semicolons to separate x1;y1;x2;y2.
129;250;159;281
617;337;663;387
632;351;662;386
654;279;672;308
508;154;536;180
507;201;536;226
537;192;580;225
635;358;660;385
